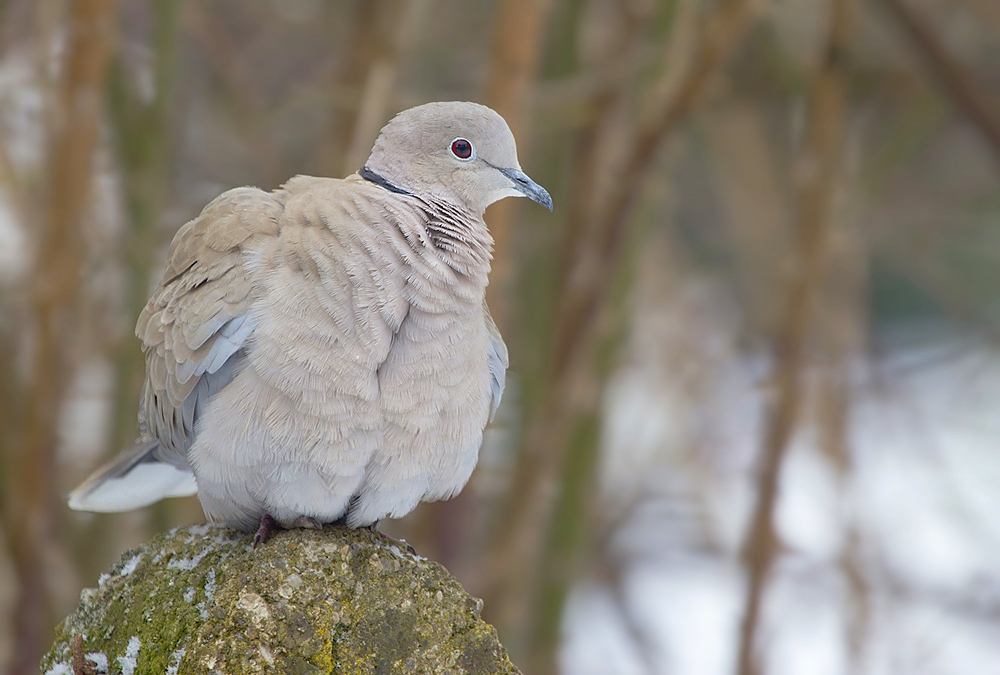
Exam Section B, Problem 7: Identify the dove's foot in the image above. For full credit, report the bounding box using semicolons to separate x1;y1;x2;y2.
368;522;417;555
292;515;323;530
252;514;281;549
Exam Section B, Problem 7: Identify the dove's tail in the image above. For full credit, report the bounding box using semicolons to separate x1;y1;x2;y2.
68;440;198;512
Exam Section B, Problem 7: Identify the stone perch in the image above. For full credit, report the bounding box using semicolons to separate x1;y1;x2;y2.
41;525;520;674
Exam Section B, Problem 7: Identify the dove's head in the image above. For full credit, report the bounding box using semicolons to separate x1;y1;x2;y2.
363;101;552;216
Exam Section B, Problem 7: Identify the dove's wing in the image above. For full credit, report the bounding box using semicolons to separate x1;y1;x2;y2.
485;306;508;422
68;187;283;512
137;187;283;459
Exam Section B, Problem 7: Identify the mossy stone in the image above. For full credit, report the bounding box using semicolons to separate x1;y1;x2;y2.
41;524;519;674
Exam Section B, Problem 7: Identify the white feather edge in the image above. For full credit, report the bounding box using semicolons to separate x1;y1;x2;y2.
68;463;198;512
176;313;256;385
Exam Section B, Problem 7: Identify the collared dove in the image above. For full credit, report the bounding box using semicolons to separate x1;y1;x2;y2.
69;101;551;543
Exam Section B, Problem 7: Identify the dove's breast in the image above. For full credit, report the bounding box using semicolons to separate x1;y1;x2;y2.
342;189;495;526
351;296;493;526
188;181;494;530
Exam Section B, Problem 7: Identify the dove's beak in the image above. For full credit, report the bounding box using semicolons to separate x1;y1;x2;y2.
499;167;553;211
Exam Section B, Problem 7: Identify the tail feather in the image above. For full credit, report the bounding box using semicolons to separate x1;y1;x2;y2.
68;440;198;513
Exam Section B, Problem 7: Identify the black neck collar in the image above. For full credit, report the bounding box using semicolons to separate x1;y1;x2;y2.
359;166;411;195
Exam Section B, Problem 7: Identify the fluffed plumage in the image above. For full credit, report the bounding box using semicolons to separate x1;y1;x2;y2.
68;101;550;532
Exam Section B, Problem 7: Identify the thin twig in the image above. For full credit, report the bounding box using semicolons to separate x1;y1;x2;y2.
341;0;433;174
181;2;282;185
72;634;98;675
406;0;558;573
4;2;118;673
483;0;557;331
73;0;182;580
735;1;854;673
875;0;1000;162
317;1;384;176
476;0;757;649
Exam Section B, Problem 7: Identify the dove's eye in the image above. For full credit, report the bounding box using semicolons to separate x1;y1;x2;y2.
450;138;473;160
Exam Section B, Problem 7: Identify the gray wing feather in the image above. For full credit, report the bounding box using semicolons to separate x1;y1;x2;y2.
485;307;508;422
135;187;282;463
174;313;256;385
69;187;283;512
139;347;247;463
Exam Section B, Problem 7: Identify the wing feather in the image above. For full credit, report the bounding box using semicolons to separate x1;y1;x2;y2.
70;187;283;511
485;306;508;422
137;187;283;461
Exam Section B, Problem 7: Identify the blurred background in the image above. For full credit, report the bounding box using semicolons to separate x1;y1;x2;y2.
1;0;999;673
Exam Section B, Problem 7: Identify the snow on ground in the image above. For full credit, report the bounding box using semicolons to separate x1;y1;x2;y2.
563;321;1000;675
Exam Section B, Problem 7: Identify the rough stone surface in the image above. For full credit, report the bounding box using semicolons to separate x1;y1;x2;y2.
41;524;520;674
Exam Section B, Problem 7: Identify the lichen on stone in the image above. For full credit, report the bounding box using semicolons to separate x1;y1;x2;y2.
41;524;520;674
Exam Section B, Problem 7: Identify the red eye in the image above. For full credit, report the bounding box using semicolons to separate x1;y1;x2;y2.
451;138;473;159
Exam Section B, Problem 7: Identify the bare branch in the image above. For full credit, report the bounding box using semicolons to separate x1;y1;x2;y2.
483;0;557;331
3;1;118;672
341;0;434;175
875;0;1000;162
735;1;855;673
476;0;758;662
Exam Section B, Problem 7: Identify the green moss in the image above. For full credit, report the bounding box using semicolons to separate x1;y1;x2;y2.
42;525;520;675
